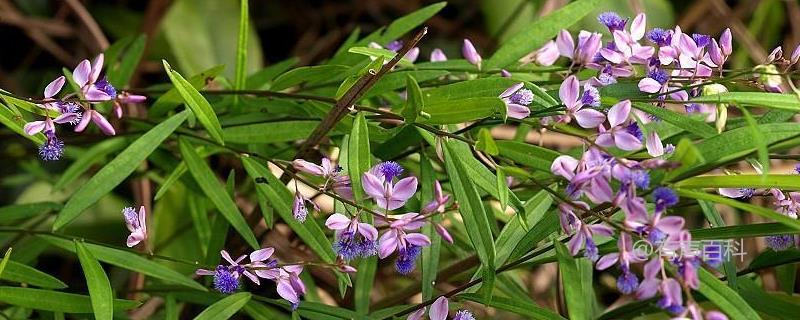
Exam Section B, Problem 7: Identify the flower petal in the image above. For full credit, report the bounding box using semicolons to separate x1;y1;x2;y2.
250;248;275;262
90;54;104;84
293;159;325;175
73;60;91;87
429;296;449;320
91;111;116;135
613;131;642;151
556;29;575;58
44;76;65;98
607;100;631;127
559;75;580;108
405;233;431;247
362;172;385;199
325;213;351;230
630;13;646;41
23;121;46;135
637;78;662;94
595;253;619;270
574;109;606;128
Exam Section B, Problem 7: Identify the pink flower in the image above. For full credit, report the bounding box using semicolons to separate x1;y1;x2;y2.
557;75;605;128
326;213;378;260
123;206;147;247
595;100;643;151
362;162;417;211
379;213;431;274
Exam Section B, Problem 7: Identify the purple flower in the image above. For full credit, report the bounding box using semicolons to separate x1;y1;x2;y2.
39;76;67;111
551;148;614;204
598;12;627;31
596;100;642;151
656;278;685;314
74;109;116;135
38;134;64;161
326;213;378;260
531;40;560;66
499;83;532;119
386;40;403;52
596;233;645;294
422;180;451;214
453;310;475;320
73;54;114;102
559;202;613;261
720;28;732;56
647;28;673;47
653;187;679;212
123;206;147;247
430;48;447;62
557;30;603;65
260;265;306;310
462;39;482;67
558;75;606;128
362;162;417;210
292;192;318;222
617;267;639;294
692;34;711;49
379;213;430;273
211;266;240;294
293;157;340;179
766;235;795;251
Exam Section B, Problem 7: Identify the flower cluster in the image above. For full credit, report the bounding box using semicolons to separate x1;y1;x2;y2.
23;54;145;161
197;249;308;310
407;296;475;320
539;11;739;320
295;158;454;276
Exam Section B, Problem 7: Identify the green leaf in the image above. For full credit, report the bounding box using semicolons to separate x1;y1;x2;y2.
459;293;565;320
54;111;188;230
247;57;299;90
736;276;800;318
223;121;320;144
1;260;66;289
194;292;250;320
421;97;505;124
419;153;441;300
271;65;349;91
496;140;560;172
347;47;413;67
677;189;800;231
554;239;589;320
697;200;738;288
691;92;800;112
423;78;518;104
402;75;423;123
677;175;800;189
149;65;225;117
485;0;602;69
0;286;138;313
0;202;61;224
348;113;374;314
496;167;509;211
53;137;128;191
691;223;798;240
107;34;146;88
155;146;223;200
365;70;447;99
233;0;249;110
475;128;499;156
179;138;259;249
0;249;9;278
632;102;715;138
0;101;46;145
664;138;705;182
443;141;496;298
163;60;225;145
39;235;206;291
671;123;800;181
497;190;553;264
696;268;761;320
74;241;113;319
738;106;769;177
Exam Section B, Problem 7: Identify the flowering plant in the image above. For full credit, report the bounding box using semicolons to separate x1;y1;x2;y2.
2;1;800;319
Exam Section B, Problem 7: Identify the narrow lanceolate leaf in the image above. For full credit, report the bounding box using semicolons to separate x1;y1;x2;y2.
39;235;206;291
348;113;371;202
496;140;560;172
554;240;591;320
691;223;798;240
475;128;499;156
0;249;10;278
419;153;441;300
0;202;61;224
194;292;251;320
348;113;374;315
150;65;225;117
402;75;423;123
1;260;67;289
107;34;146;88
677;175;800;190
75;241;113;319
692;92;800;111
233;0;249;110
0;102;46;144
163;60;225;145
223;121;319;144
421;97;505;124
443;141;496;298
696;268;761;320
54;111;188;230
485;0;602;69
697;200;738;289
632;102;716;138
271;65;350;91
738;106;769;177
53;137;128;191
0;287;139;313
677;189;800;231
459;293;565;320
179;138;258;249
